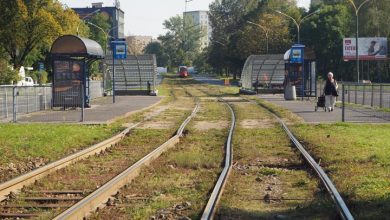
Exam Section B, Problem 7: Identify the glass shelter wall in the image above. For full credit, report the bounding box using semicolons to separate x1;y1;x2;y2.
241;55;285;91
105;53;157;95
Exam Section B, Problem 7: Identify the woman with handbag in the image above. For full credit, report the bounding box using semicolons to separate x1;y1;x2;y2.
323;72;338;112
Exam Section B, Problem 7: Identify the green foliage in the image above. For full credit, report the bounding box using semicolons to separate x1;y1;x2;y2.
27;70;48;84
207;0;296;78
88;13;111;51
0;0;86;68
301;4;354;80
158;15;202;67
193;50;213;74
0;59;19;84
143;42;169;67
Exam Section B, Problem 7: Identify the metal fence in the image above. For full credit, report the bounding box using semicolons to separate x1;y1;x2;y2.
0;81;103;123
341;83;390;122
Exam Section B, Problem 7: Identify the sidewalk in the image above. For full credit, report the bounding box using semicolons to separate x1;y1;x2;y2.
14;96;162;124
258;94;388;123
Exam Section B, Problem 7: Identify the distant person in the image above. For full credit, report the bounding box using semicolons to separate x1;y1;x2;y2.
323;72;338;112
368;41;384;56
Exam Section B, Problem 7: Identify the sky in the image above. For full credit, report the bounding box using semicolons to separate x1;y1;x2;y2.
59;0;311;38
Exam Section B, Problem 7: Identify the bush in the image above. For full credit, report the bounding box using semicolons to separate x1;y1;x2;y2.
0;59;19;84
27;70;48;85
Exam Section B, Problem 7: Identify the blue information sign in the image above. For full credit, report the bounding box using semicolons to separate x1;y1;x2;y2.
38;62;44;71
290;44;305;64
111;40;127;59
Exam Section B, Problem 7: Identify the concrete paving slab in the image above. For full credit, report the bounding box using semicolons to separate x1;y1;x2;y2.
13;96;162;124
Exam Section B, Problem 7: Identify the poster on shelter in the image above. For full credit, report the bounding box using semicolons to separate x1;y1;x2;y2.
52;60;84;107
343;37;388;61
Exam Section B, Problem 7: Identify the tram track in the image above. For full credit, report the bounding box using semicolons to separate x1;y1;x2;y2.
85;83;233;219
248;98;354;220
0;89;198;219
0;77;355;219
190;82;353;219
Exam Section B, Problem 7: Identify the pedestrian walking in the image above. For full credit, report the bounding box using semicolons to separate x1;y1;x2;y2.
323;72;338;112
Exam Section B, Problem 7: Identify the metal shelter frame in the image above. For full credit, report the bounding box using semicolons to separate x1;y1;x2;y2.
240;54;285;92
50;35;104;107
284;46;317;97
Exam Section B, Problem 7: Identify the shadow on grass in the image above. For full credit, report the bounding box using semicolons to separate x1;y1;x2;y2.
214;200;339;220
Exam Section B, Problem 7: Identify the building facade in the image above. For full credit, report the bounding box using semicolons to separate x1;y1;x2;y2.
72;2;124;39
126;36;154;54
183;11;212;49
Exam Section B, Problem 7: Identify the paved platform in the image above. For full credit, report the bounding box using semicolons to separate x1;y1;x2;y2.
14;96;162;124
258;94;388;123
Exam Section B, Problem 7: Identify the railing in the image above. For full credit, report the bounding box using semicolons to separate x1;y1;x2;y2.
341;83;390;122
0;81;104;122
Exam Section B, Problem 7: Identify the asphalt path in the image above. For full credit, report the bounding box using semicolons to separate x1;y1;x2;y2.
194;75;389;123
8;96;162;124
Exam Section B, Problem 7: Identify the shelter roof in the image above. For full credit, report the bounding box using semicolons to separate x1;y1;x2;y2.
50;35;104;59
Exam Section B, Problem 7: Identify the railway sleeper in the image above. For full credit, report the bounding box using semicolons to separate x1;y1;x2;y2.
0;213;39;218
20;196;83;202
27;190;84;195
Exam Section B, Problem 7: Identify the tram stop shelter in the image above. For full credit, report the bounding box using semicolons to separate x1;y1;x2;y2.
239;54;285;94
284;45;317;98
50;35;104;108
104;54;158;96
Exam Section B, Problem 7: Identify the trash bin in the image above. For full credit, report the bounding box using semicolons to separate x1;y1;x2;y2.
284;84;296;100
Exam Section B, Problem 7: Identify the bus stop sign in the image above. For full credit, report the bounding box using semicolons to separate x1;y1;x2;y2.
111;40;127;59
290;44;305;64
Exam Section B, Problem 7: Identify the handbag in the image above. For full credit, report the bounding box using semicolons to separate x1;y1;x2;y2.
332;89;339;97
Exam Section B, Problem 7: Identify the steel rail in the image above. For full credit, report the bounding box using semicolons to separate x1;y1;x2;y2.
0;123;139;202
54;103;200;220
0;102;164;202
201;99;235;220
249;99;354;220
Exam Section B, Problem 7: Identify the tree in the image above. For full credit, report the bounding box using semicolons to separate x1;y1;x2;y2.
300;4;353;80
143;42;169;67
208;0;259;76
207;0;297;78
88;13;111;51
0;0;84;69
158;15;202;67
0;59;19;84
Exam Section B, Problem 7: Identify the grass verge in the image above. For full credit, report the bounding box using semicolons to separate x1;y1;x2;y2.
217;102;336;219
291;123;390;219
90;97;229;219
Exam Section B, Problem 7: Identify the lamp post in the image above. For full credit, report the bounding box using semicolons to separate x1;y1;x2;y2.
184;0;193;14
85;21;117;55
214;40;226;47
347;0;372;83
183;0;194;54
84;21;117;97
76;9;101;35
275;9;320;44
247;21;269;54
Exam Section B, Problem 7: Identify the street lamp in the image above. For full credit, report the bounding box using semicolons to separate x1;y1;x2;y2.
247;21;269;54
85;21;117;55
214;40;226;47
76;9;101;35
84;21;117;96
275;9;320;44
347;0;372;83
185;0;193;13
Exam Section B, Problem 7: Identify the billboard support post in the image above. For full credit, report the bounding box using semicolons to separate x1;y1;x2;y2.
356;13;359;83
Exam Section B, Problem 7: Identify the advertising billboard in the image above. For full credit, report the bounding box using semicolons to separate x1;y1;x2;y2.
343;37;388;61
53;60;84;107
